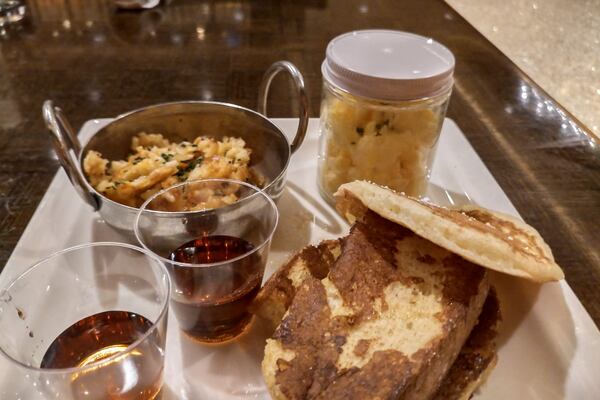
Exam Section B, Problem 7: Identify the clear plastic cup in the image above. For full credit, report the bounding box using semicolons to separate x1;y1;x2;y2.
134;179;278;343
0;242;171;400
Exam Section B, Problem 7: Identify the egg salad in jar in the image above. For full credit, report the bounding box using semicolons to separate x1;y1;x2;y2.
317;30;455;203
318;90;444;200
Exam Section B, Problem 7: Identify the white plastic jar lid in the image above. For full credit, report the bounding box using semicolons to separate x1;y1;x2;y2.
322;30;455;101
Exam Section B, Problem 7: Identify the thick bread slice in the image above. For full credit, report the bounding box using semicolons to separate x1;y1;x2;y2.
256;240;501;400
263;211;490;400
335;180;564;282
433;288;501;400
250;240;342;329
256;241;501;399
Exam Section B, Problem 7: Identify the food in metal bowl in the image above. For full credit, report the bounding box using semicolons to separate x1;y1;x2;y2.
83;132;263;208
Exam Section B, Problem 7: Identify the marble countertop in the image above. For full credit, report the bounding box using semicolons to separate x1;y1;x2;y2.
447;0;600;138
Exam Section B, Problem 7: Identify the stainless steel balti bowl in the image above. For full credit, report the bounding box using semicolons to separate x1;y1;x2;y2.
42;61;309;236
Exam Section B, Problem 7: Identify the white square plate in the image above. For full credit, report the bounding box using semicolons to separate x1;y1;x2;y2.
1;118;599;399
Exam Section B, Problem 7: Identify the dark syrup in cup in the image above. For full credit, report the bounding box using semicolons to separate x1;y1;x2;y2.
169;235;261;343
41;311;163;399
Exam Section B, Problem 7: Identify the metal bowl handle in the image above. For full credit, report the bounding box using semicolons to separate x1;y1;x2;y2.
43;100;100;210
257;61;309;154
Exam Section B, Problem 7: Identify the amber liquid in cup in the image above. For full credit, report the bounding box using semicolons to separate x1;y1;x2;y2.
169;235;262;343
41;311;163;399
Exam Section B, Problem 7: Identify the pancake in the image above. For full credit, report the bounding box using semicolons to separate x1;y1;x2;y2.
334;180;564;282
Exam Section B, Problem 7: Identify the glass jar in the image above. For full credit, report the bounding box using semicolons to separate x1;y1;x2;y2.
317;30;455;203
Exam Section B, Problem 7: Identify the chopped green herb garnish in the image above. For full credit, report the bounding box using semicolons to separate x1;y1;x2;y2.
161;153;174;162
375;119;390;132
189;157;203;169
175;156;204;180
132;157;144;165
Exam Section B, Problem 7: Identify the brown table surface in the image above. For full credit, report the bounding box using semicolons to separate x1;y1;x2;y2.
0;0;598;327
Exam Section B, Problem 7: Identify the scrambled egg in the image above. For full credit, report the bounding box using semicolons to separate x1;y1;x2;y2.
318;97;440;198
84;132;259;208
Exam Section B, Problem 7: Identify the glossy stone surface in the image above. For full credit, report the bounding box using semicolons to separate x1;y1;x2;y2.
448;0;600;137
0;0;598;327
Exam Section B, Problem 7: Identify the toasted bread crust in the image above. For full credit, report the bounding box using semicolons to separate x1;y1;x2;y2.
433;288;501;400
250;240;341;329
263;211;490;399
258;247;501;400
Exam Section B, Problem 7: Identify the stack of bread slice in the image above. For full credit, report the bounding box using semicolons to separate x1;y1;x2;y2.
253;181;563;400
